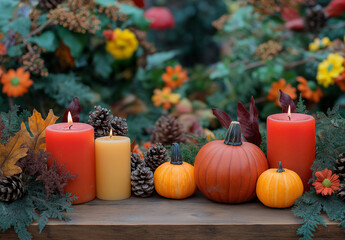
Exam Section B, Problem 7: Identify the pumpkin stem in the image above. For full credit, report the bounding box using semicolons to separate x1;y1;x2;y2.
171;143;183;165
277;161;285;173
224;121;242;146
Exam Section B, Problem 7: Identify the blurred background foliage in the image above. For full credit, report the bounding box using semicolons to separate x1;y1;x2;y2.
1;0;345;143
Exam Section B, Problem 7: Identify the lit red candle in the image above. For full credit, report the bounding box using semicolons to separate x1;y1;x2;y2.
267;107;315;191
45;112;96;204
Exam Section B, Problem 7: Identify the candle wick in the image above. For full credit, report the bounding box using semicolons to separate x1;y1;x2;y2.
69;124;73;129
288;116;291;121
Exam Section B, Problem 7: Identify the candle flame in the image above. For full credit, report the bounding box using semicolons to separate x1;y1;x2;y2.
288;105;291;120
67;111;73;124
109;128;113;137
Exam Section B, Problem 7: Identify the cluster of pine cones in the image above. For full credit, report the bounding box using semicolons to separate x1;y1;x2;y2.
335;153;345;201
130;143;170;197
88;105;128;138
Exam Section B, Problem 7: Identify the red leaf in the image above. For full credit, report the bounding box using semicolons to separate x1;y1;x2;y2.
133;0;145;8
62;97;81;122
131;137;137;152
237;97;262;147
212;108;232;129
279;89;297;113
325;0;345;17
282;8;300;21
285;18;304;30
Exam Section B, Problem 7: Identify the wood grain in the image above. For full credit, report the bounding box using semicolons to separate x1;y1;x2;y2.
1;192;345;239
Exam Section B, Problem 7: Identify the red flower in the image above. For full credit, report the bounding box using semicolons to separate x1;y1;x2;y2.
325;0;345;17
312;168;340;196
144;7;175;30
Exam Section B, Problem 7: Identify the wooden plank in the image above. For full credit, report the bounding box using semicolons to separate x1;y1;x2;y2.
1;192;345;239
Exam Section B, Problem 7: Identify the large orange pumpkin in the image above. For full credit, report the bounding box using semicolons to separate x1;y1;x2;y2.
194;121;268;203
256;161;303;208
154;143;196;199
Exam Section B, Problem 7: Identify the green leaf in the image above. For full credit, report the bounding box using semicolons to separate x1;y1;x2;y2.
93;52;113;78
57;27;87;58
3;17;31;36
7;44;24;57
95;0;116;7
28;31;59;52
119;4;150;30
0;0;19;27
146;51;179;70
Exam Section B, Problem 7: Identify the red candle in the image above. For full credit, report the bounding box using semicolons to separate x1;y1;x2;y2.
45;115;95;204
267;112;315;191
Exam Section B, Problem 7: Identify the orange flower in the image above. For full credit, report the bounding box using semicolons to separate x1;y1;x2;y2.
143;141;154;149
297;76;323;103
0;43;6;56
335;72;345;91
152;87;181;110
267;78;297;106
162;65;188;89
132;144;144;159
1;68;33;97
312;168;340;196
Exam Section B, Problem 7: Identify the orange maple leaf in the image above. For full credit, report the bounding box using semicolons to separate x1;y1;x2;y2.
0;131;28;177
21;109;59;151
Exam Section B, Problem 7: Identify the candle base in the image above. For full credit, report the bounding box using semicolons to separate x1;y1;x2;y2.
97;192;131;201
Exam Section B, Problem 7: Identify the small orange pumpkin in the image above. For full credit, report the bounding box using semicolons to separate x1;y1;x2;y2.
256;161;303;208
154;143;196;199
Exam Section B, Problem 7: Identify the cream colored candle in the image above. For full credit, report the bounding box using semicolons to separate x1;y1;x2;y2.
95;132;131;200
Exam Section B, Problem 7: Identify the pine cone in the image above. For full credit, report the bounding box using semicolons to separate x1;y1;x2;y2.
151;115;185;146
338;184;345;202
334;153;345;182
88;105;112;138
131;164;154;197
144;143;169;172
131;153;145;172
38;0;64;11
109;116;128;136
0;175;25;202
304;2;327;31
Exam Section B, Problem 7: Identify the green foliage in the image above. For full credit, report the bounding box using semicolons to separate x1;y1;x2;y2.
292;105;345;239
0;105;30;143
0;0;19;26
0;181;76;240
297;95;308;114
56;27;88;58
3;17;31;36
28;31;59;52
119;4;150;30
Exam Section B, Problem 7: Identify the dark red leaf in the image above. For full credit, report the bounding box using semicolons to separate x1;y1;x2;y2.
285;18;304;30
212;108;232;129
325;0;345;17
282;8;300;21
133;0;145;8
279;89;297;113
131;137;137;152
188;121;204;136
62;97;81;122
237;97;262;147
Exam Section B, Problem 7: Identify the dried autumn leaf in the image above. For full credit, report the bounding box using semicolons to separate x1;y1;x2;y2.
237;96;262;147
212;108;232;129
131;137;137;152
0;131;28;177
21;109;59;151
62;97;81;122
279;89;297;113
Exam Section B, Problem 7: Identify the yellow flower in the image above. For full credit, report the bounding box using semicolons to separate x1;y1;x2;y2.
309;37;331;51
317;53;344;88
152;87;180;110
105;28;138;60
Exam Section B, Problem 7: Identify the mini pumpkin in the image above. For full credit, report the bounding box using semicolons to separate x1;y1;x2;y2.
256;161;303;208
154;143;196;199
194;121;268;203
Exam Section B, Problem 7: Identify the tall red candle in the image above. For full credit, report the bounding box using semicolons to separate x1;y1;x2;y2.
45;121;95;204
267;113;315;191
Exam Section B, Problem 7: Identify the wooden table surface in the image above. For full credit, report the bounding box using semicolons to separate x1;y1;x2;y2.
2;192;345;239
